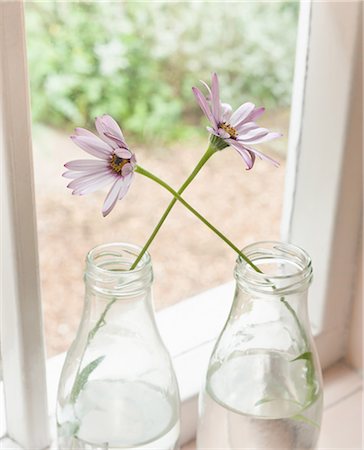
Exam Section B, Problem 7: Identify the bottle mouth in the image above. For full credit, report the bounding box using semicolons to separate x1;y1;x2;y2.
235;241;313;295
85;242;153;296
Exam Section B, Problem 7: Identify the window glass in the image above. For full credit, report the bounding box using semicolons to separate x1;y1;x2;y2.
25;1;299;356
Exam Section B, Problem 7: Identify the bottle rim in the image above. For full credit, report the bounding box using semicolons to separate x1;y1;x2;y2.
87;242;151;274
235;241;313;295
85;242;153;295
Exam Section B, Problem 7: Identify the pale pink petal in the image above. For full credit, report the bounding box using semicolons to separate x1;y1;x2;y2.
104;130;129;149
74;127;98;138
207;126;219;136
239;131;282;145
73;173;117;196
217;128;230;139
221;103;233;122
192;87;217;128
100;115;125;140
63;167;110;180
121;163;134;177
62;171;80;179
118;173;133;199
230;102;255;128
70;135;112;159
102;177;125;217
227;139;255;170
67;170;114;191
235;122;261;135
246;146;280;167
64;159;109;171
211;73;221;123
200;80;212;99
74;128;116;152
95;115;126;149
246;150;256;170
130;154;137;165
245;106;265;122
236;127;270;142
115;148;132;159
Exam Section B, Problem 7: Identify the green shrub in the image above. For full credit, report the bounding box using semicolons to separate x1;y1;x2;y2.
25;1;299;142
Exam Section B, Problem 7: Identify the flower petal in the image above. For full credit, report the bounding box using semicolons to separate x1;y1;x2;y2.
118;173;134;199
230;102;256;128
95;115;126;149
70;135;113;160
102;177;125;217
221;103;233;122
121;163;134;177
64;169;110;180
114;148;132;159
192;87;217;128
211;73;221;123
104;130;129;149
62;171;80;179
240;131;282;145
246;106;265;122
74;128;116;152
227;139;255;170
73;173;117;196
64;159;109;171
74;127;97;138
206;126;219;137
246;146;280;167
67;170;114;191
99;114;125;140
235;122;260;134
200;80;212;99
217;128;230;139
237;127;270;142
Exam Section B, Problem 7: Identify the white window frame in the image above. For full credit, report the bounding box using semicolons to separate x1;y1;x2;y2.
1;1;50;448
1;0;362;447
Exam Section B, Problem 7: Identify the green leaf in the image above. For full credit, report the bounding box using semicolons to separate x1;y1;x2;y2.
292;414;320;429
254;397;274;407
70;355;105;403
291;351;312;362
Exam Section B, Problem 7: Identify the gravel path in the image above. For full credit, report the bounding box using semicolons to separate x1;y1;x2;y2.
33;119;287;356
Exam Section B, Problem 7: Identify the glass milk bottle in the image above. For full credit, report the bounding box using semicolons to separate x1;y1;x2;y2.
197;241;323;450
57;243;180;450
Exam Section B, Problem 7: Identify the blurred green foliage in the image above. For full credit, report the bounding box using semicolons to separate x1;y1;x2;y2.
25;1;299;142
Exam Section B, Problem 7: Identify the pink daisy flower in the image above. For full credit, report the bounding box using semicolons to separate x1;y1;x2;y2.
192;73;281;170
63;115;136;217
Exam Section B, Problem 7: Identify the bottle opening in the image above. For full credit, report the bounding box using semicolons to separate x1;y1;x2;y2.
85;242;153;295
235;241;313;295
87;242;150;273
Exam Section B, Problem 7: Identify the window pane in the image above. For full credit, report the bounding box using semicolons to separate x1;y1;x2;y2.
25;1;299;356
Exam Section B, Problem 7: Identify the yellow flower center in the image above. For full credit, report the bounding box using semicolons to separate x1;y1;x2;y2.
220;122;238;138
110;154;130;174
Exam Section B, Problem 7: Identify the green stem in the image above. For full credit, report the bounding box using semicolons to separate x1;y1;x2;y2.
135;165;261;273
130;145;217;270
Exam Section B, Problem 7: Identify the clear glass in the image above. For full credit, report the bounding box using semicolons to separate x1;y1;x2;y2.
197;241;323;450
56;243;180;450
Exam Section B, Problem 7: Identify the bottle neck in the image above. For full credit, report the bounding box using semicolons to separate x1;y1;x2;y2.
85;242;153;297
229;241;313;341
83;242;154;333
234;241;313;297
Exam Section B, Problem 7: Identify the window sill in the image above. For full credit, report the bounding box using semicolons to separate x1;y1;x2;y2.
1;282;361;448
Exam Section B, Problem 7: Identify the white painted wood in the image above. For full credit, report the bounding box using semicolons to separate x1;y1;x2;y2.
282;1;362;367
0;2;50;448
0;1;360;447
